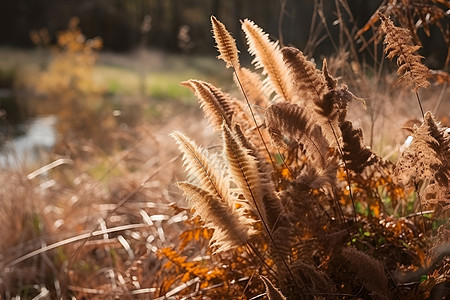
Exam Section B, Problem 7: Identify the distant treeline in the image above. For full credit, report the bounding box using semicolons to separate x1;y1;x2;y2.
1;0;448;67
0;1;379;51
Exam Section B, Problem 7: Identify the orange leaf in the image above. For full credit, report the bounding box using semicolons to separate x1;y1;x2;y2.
181;272;191;283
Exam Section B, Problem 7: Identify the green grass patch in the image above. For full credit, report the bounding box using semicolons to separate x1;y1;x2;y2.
146;73;192;100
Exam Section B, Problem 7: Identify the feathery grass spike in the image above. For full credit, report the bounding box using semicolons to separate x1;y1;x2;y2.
203;81;241;124
241;19;292;102
211;16;240;69
181;79;233;130
176;182;253;253
171;131;229;203
222;123;268;224
232;123;282;229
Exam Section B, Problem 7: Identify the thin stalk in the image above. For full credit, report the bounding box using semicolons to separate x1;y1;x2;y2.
246;243;276;275
330;184;353;243
276;147;295;179
328;121;357;224
278;0;287;47
241;257;263;297
234;69;276;170
415;91;425;119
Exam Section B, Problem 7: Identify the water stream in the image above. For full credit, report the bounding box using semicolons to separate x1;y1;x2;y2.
0;115;57;168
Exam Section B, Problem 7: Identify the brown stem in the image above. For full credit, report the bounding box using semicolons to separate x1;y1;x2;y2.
328;121;358;225
234;70;277;170
415;91;425;119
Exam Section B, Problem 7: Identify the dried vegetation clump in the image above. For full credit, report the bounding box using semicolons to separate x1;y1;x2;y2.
1;2;449;300
166;13;449;300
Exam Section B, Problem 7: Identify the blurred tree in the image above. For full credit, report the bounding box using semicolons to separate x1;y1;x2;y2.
0;0;446;67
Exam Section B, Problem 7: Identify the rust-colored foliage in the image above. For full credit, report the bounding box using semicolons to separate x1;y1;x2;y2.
167;15;449;299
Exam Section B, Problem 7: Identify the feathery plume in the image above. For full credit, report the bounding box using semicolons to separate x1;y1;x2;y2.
222;123;277;229
341;247;390;298
177;182;254;253
181;79;235;130
281;46;327;106
222;123;263;207
211;16;240;69
420;183;449;216
171;131;229;202
241;19;292;102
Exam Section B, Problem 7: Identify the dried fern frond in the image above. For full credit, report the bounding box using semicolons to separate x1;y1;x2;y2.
357;1;450;65
395;112;449;189
281;46;327;106
320;85;358;125
421;183;450;216
176;182;254;253
236;121;285;220
340;120;378;174
380;15;430;92
403;111;450;216
281;46;362;130
234;67;270;109
203;81;250;124
266;102;329;167
322;58;337;91
294;160;338;191
181;79;237;130
211;16;240;69
423;113;450;185
322;58;367;109
234;100;266;139
241;19;293;102
260;276;287;300
171;131;229;203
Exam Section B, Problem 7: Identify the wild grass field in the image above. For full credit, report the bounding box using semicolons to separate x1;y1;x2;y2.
0;2;449;299
0;21;227;299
